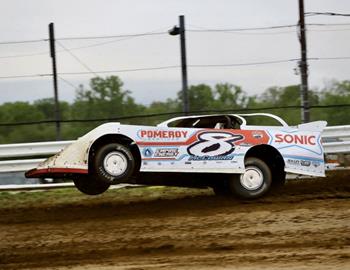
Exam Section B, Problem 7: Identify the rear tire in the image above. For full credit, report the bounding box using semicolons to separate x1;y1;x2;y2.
73;176;110;195
93;143;135;184
272;170;286;190
229;157;272;199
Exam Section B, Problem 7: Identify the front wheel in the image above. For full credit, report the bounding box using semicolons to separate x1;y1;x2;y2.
73;176;110;195
93;143;135;184
229;157;272;199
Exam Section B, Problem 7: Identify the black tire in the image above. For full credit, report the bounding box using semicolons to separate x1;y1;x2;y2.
93;143;135;184
270;154;286;190
229;157;272;199
271;170;286;190
73;176;110;195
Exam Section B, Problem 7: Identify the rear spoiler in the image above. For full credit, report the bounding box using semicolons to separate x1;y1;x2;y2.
297;121;327;132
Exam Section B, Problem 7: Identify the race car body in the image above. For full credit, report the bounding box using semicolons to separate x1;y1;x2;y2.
26;113;327;199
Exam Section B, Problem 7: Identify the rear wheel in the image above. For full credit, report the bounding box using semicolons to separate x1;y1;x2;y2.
229;157;272;199
93;143;135;184
73;176;110;195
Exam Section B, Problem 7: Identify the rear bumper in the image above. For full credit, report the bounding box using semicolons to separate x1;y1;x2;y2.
25;168;88;178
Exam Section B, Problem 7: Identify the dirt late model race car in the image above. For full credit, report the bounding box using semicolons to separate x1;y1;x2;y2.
26;113;327;199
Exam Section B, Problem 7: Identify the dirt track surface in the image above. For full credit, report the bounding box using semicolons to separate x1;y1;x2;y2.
0;173;350;270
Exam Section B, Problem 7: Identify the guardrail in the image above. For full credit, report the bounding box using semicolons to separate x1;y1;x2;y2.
0;141;74;159
0;183;141;192
0;141;73;173
321;125;350;154
321;125;350;140
0;125;349;179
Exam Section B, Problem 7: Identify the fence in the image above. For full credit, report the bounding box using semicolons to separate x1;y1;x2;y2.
0;125;349;190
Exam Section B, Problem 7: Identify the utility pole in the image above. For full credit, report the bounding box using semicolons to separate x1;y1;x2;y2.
298;0;310;123
49;22;61;140
169;15;189;115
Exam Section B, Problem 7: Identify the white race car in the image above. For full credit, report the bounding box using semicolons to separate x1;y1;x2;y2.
26;113;327;199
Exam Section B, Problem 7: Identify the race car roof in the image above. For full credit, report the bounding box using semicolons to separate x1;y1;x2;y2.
157;113;289;128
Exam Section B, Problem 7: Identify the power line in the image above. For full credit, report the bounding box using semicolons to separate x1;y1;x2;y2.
1;22;350;47
2;56;350;80
57;75;80;91
308;22;350;26
1;23;350;60
62;36;148;51
0;60;298;79
57;65;180;76
189;59;299;68
189;29;297;35
0;30;169;60
56;31;168;41
305;12;350;17
0;36;138;60
0;66;179;79
187;23;350;36
3;26;350;61
309;56;350;61
187;23;350;33
0;73;51;79
0;37;134;60
0;51;49;59
0;38;47;45
56;40;99;77
188;24;298;32
0;32;168;45
307;28;350;33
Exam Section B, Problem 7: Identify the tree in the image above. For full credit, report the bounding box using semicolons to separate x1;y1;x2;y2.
248;85;320;125
214;83;247;109
71;76;145;135
178;84;215;112
0;102;47;143
317;80;350;125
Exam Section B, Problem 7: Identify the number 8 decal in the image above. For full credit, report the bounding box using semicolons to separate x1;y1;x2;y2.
187;131;244;157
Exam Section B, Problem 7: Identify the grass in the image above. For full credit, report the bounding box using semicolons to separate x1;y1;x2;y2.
0;185;211;210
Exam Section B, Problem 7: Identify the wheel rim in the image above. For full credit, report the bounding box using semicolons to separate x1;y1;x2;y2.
103;151;128;176
240;166;264;190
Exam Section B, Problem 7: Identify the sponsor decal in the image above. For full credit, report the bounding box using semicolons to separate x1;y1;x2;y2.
275;134;316;145
252;132;264;139
287;159;300;165
139;130;188;139
189;155;234;161
239;143;253;147
287;158;313;167
142;148;153;157
312;161;321;168
154;148;179;158
187;131;244;161
301;160;311;167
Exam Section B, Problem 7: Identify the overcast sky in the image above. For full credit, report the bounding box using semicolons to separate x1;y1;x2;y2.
0;0;350;105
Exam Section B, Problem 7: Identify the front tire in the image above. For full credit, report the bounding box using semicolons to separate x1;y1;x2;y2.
229;157;272;199
93;143;135;184
73;176;110;195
